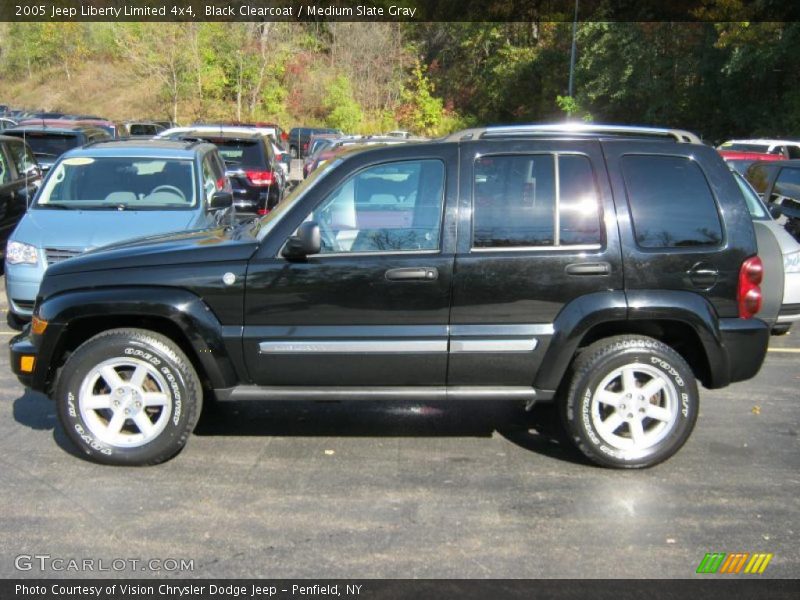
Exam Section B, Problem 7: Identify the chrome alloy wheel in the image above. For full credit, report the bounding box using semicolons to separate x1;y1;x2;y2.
590;363;679;453
78;357;173;448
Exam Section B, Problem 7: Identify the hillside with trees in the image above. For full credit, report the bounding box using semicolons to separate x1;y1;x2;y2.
0;21;798;141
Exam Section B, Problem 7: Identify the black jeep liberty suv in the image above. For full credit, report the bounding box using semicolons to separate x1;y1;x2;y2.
10;124;770;468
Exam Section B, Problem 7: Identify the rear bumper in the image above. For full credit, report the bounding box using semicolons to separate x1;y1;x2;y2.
777;303;800;324
717;318;770;385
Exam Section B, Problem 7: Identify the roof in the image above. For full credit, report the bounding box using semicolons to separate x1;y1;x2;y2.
158;126;269;140
171;129;262;141
7;122;102;134
64;139;211;159
445;122;702;144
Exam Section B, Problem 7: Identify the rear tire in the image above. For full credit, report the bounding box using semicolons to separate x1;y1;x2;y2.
56;328;202;466
562;335;698;469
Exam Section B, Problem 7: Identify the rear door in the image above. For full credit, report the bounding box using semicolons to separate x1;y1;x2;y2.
603;141;748;318
449;139;623;387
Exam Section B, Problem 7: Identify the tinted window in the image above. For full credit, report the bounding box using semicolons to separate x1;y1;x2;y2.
472;154;601;248
622;155;722;248
6;132;80;159
0;146;10;184
5;140;35;176
787;146;800;159
746;163;777;195
212;140;265;168
732;171;768;220
773;167;800;203
307;160;445;254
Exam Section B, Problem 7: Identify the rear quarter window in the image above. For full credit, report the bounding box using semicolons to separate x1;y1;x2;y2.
622;155;722;249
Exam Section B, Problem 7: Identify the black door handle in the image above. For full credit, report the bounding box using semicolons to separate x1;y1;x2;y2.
565;262;611;276
385;267;438;281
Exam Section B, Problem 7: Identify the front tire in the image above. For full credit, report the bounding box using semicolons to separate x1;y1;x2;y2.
56;328;202;466
562;335;698;469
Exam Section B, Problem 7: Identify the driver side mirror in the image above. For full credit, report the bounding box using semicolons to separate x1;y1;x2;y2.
282;221;321;259
209;190;233;211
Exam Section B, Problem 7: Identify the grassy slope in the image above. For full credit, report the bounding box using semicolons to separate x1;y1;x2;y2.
1;61;169;121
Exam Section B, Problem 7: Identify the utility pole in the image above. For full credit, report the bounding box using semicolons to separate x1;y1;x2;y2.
568;0;579;99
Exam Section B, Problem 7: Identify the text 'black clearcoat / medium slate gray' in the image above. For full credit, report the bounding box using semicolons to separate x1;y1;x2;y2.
9;123;771;468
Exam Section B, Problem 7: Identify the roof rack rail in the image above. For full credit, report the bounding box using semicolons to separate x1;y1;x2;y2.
454;123;702;144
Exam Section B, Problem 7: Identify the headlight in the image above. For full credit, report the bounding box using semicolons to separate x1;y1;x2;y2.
785;250;800;274
6;241;39;265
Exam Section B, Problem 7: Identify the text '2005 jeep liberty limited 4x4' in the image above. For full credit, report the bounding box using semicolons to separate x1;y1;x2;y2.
10;123;770;468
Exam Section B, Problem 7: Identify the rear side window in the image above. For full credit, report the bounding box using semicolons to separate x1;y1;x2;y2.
472;153;601;248
622;155;722;248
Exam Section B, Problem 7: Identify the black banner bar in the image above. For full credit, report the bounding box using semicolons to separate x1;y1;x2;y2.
3;579;799;600
4;1;800;23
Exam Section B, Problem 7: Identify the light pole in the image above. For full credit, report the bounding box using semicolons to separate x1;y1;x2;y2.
568;0;579;99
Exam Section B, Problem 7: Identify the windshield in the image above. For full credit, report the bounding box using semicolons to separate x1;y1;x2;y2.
8;132;80;158
254;157;343;240
35;156;197;210
732;170;769;220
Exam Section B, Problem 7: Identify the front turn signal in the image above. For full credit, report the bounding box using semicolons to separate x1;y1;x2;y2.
20;356;35;373
31;316;48;335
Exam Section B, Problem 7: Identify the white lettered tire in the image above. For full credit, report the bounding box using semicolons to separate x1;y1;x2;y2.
56;328;202;466
562;335;699;468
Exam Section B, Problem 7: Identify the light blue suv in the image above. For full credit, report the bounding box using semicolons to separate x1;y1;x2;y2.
5;139;234;323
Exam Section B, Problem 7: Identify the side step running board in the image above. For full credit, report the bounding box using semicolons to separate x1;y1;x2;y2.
214;386;555;403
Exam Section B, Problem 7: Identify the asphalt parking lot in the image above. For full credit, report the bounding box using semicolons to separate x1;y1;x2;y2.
0;278;797;579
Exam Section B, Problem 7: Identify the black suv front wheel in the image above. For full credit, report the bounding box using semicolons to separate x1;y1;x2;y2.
563;335;699;469
56;328;202;466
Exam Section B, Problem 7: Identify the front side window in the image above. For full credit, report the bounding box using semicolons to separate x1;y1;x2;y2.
306;159;445;254
0;147;10;184
6;141;35;177
36;157;197;209
622;155;722;248
773;167;800;203
472;153;601;248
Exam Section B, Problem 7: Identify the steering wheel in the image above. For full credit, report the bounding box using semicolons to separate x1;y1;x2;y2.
150;185;186;201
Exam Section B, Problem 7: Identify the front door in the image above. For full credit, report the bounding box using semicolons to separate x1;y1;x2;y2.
243;146;457;387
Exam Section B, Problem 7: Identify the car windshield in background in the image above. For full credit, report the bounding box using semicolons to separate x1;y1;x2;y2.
36;157;196;210
210;140;262;167
10;133;80;158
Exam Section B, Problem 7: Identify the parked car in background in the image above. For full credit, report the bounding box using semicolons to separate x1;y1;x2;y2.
287;127;342;159
0;135;41;262
164;128;286;217
731;169;800;334
718;148;782;175
303;136;411;178
121;121;166;137
718;139;800;159
4;139;234;324
745;159;800;241
4;123;110;172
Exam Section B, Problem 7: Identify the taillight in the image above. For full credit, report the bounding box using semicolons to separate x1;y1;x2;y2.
257;208;270;216
245;170;274;186
738;256;763;319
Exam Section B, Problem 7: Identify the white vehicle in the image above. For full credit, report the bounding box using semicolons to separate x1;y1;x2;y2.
719;139;800;159
733;170;800;334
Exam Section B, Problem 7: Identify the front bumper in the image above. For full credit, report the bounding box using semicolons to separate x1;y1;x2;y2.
5;264;45;318
718;317;770;385
9;329;37;389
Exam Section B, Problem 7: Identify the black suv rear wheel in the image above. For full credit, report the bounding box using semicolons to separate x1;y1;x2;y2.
56;328;202;466
562;335;698;468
